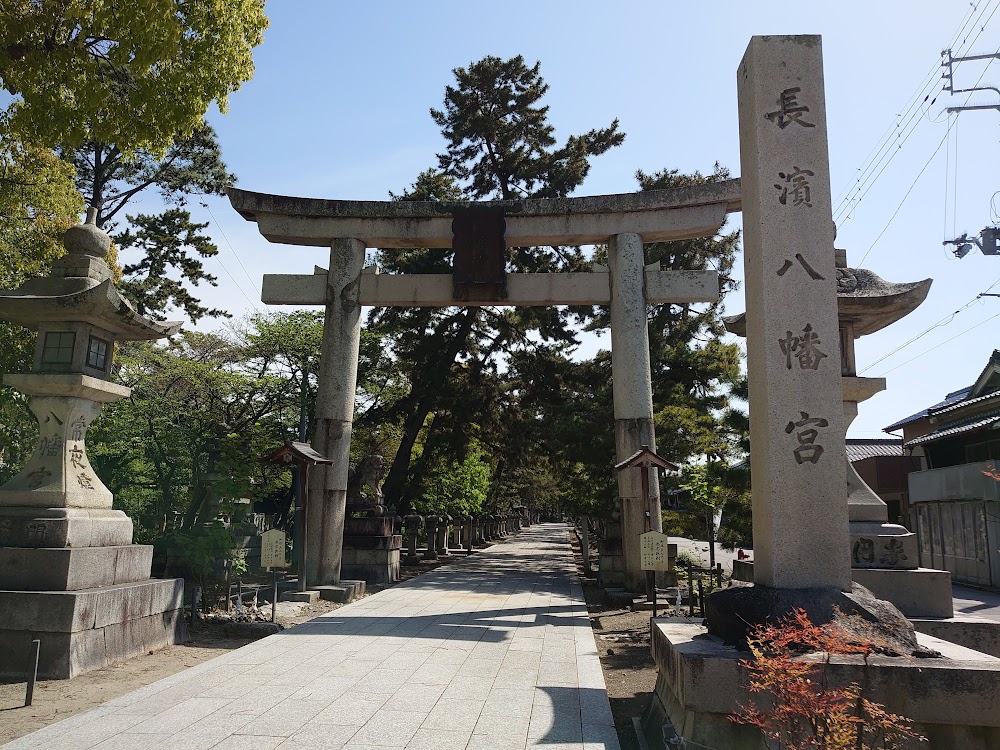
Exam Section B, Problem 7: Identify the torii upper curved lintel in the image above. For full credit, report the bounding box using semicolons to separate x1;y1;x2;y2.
227;180;742;249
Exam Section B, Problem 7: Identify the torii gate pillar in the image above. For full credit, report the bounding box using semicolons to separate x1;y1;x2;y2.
308;238;365;585
609;232;662;592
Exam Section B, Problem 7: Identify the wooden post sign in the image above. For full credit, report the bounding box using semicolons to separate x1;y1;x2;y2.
260;529;288;570
640;531;675;571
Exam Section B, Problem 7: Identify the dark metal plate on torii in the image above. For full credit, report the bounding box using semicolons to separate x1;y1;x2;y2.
451;205;507;301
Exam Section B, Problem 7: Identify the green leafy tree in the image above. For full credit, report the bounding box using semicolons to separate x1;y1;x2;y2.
90;331;290;538
2;0;257;324
88;313;399;578
0;0;268;152
415;448;492;518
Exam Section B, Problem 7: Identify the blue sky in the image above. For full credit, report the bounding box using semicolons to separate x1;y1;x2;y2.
167;1;1000;439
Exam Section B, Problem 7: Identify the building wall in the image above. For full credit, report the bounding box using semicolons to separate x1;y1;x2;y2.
908;460;1000;589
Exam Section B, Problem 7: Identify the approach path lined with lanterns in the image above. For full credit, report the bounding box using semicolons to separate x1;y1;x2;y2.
2;524;620;750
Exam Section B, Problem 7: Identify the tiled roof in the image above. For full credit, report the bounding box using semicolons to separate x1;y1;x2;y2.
930;389;1000;417
846;439;903;462
883;386;972;433
904;410;1000;447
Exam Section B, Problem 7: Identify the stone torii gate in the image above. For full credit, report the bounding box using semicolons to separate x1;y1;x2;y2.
228;183;742;591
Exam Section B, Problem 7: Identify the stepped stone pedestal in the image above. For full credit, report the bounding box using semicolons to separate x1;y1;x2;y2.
646;619;1000;750
0;210;187;679
341;516;401;584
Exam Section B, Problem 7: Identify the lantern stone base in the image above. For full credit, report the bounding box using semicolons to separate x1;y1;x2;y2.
852;567;954;618
0;507;133;548
0;544;154;590
341;534;401;585
0;578;187;679
644;619;1000;750
849;520;919;570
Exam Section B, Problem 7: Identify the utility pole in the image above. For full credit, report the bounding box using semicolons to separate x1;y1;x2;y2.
941;48;1000;113
939;50;1000;256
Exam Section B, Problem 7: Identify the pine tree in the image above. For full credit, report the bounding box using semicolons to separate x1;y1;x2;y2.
62;123;237;322
431;55;623;200
372;56;624;510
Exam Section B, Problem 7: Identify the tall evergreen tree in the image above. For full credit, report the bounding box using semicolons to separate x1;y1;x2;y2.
61;123;237;322
372;56;624;510
431;55;623;200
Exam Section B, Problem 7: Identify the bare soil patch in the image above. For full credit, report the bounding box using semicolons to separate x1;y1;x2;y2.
571;531;658;750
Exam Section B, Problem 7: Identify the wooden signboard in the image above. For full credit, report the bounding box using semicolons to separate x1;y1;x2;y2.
640;531;676;571
260;529;288;570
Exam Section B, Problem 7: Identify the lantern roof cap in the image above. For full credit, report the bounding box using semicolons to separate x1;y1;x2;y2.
0;277;181;339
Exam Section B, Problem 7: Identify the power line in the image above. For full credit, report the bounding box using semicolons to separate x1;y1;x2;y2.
831;1;979;210
833;0;998;224
201;199;262;299
876;309;1000;376
857;121;955;266
849;4;1000;270
196;197;263;313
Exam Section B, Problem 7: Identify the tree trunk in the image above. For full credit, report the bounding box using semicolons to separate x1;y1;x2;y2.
381;309;477;509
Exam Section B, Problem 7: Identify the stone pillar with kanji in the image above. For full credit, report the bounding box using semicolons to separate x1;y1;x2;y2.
738;35;850;591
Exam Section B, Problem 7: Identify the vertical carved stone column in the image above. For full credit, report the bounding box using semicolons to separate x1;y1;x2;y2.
0;385;121;509
738;36;850;590
609;231;661;593
308;238;365;585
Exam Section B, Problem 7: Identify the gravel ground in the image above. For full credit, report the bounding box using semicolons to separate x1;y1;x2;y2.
570;532;659;750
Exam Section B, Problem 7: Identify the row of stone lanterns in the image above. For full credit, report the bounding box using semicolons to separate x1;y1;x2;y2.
400;509;539;565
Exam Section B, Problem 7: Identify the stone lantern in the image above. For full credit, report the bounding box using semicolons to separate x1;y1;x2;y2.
0;209;186;679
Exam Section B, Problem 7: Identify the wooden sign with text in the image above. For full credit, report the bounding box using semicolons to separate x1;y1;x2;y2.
640;531;676;571
260;529;288;570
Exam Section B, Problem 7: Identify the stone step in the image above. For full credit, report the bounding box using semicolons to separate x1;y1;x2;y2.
0;544;153;591
314;580;366;603
280;590;320;603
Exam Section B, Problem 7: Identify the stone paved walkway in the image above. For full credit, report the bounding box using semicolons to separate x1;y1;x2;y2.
3;524;620;750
